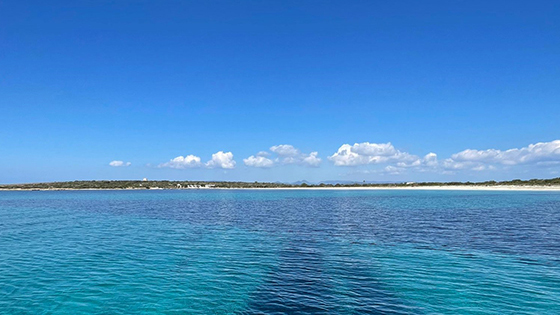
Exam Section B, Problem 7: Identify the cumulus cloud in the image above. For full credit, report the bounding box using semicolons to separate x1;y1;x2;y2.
152;139;560;176
329;144;377;166
328;142;442;176
351;142;398;157
270;145;300;157
206;151;236;169
159;155;202;169
245;145;322;168
243;155;274;168
302;152;322;167
159;151;236;169
444;140;560;171
329;139;560;176
328;142;422;167
423;153;438;167
109;160;131;167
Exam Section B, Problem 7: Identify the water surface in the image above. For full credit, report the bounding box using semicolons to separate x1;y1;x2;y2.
1;190;559;314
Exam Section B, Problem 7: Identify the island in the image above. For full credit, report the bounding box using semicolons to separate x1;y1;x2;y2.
1;177;560;191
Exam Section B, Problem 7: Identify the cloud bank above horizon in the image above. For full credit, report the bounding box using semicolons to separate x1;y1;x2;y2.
148;140;560;177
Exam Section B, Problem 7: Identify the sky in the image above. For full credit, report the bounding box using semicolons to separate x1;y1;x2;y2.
1;0;559;184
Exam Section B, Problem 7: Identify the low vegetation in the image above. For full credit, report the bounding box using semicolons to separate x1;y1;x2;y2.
1;177;560;190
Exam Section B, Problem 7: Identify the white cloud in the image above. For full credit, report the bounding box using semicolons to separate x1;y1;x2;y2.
109;160;131;167
270;144;300;157
245;145;322;168
451;149;501;163
352;142;398;157
328;142;420;166
445;140;560;170
152;139;560;176
328;144;369;166
206;151;236;169
384;165;404;175
159;151;236;169
472;165;487;171
443;158;469;170
325;139;560;176
329;143;442;177
302;152;321;167
423;153;438;167
396;153;439;171
159;155;202;169
244;155;274;168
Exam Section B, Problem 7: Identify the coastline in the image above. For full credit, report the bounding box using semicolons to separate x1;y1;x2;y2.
269;185;560;191
2;185;560;192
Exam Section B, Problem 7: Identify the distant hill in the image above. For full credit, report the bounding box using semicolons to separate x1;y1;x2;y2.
291;180;312;185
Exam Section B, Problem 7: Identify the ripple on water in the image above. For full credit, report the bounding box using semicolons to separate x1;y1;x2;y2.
1;190;560;314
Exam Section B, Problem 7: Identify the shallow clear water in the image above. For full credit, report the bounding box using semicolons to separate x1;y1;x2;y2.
1;190;559;314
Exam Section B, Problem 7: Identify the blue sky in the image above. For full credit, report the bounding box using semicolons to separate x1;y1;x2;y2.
1;1;559;183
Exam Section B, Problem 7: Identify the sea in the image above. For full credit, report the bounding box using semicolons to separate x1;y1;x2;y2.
1;189;559;314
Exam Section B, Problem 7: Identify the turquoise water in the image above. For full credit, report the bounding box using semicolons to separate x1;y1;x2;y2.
1;190;559;314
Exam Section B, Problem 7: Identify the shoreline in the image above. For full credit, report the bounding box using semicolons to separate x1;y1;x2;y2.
2;185;560;192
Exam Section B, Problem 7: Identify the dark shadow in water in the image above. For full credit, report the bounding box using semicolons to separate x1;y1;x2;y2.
239;239;422;315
